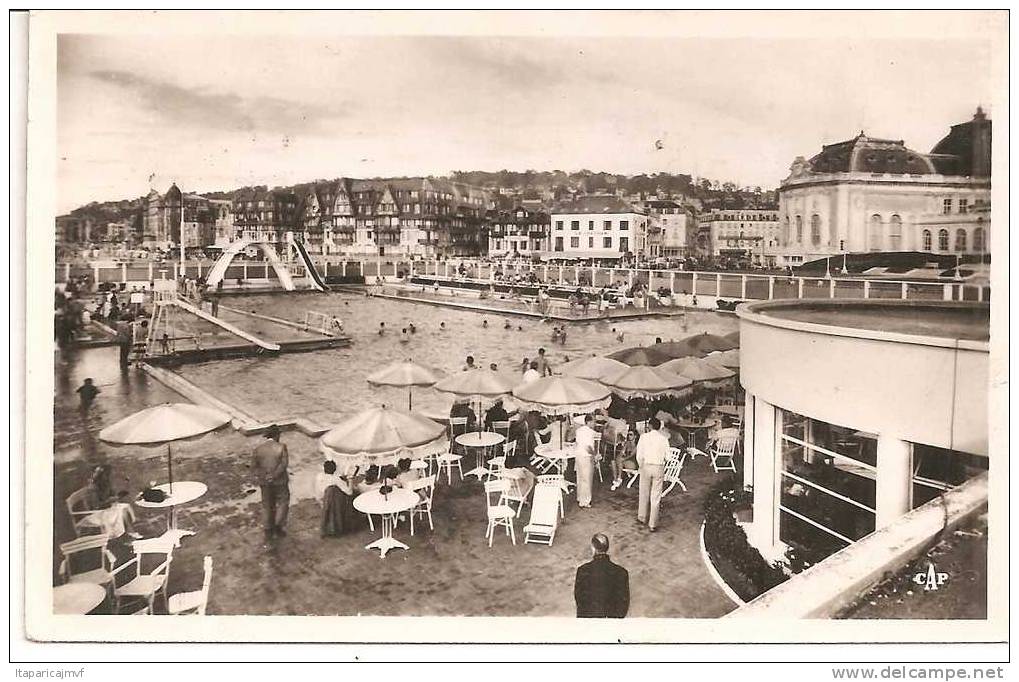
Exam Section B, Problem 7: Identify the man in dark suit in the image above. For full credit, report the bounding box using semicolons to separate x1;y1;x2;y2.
574;533;630;618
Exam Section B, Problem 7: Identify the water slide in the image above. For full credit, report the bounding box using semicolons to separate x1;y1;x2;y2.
170;298;281;351
204;239;295;291
290;238;329;292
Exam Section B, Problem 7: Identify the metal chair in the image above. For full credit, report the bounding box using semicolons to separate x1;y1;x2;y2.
435;451;464;485
710;434;739;474
58;534;116;603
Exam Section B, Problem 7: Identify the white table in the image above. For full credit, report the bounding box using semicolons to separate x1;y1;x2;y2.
54;582;106;615
135;481;207;543
534;442;577;492
353;488;419;558
455;431;505;480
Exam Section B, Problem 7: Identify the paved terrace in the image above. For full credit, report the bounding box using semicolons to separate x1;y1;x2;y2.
54;346;736;617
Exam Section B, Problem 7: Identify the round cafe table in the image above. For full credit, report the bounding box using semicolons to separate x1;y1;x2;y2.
54;582;106;615
455;431;505;480
714;405;744;418
534;442;577;492
135;481;207;544
676;417;719;450
353;488;420;558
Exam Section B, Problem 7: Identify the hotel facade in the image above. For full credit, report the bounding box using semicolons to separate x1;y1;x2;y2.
549;195;649;261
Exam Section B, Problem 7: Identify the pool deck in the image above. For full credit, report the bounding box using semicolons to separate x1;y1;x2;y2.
373;288;682;324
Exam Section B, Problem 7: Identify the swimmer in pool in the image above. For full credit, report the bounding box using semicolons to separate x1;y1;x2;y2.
400;328;410;343
517;326;523;332
482;319;488;329
408;323;416;334
379;322;386;336
440;321;446;330
504;319;512;330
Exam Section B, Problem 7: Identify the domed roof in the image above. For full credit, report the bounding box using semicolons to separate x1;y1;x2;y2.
808;134;937;175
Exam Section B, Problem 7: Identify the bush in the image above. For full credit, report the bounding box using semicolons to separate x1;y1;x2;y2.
702;476;788;602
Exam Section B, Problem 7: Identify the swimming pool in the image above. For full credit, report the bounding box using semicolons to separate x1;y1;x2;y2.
174;291;739;424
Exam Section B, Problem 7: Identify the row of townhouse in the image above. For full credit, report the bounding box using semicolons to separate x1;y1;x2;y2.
296;177;492;257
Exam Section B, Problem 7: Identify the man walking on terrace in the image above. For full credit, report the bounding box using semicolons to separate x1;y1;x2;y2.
636;417;669;531
252;424;290;544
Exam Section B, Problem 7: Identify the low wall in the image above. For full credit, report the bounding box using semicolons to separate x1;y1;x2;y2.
726;472;988;619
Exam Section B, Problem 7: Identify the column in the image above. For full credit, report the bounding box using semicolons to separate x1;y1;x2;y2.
863;280;871;299
121;263;127;283
942;284;954;301
768;276;775;300
243;263;248;280
323;260;329;277
716;273;722;297
543;264;549;282
670;272;676;294
900;282;908;300
148;262;153;281
691;272;698;296
875;435;913;529
742;393;756;490
829;278;836;299
628;269;634;287
558;267;564;285
741;275;747;299
797;278;804;298
198;261;203;278
748;399;780;554
172;263;178;280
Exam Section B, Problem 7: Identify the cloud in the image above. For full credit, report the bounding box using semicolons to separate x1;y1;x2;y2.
87;69;351;135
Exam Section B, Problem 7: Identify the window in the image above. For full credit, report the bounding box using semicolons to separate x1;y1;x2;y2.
778;408;877;562
922;230;932;251
555;236;564;251
868;214;882;251
955;229;967;252
570;236;580;248
588;236;594;248
888;215;902;250
555;220;563;230
619;237;629;253
973;227;985;252
619;220;629;231
588;220;594;230
782;218;790;244
810;215;821;246
604;220;611;229
938;229;949;251
570;220;580;230
959;198;969;214
942;198;952;215
603;236;612;248
795;216;803;243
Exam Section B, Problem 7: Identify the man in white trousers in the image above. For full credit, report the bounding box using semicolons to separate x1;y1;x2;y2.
573;413;598;508
636;417;670;531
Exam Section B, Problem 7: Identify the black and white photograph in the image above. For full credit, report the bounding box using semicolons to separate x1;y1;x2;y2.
13;8;1008;664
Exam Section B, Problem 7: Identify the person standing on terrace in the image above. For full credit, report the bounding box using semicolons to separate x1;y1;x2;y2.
574;533;629;618
252;424;290;544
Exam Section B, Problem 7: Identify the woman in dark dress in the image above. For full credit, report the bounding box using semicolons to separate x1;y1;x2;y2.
316;461;361;537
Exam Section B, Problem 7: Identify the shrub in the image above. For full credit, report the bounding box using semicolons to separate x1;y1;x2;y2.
702;476;788;602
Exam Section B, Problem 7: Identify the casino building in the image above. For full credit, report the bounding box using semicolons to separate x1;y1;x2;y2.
777;109;992;267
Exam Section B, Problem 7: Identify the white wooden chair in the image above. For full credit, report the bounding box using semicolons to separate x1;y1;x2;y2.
435;450;464;484
710;434;738;474
408;475;436;535
65;487;103;537
168;555;213;616
523;483;560;546
449;416;469;455
661;448;689;497
530;432;556;474
491;419;512;441
58;534;116;601
592;433;604;483
487;440;514;479
112;541;174;614
483;479;516;547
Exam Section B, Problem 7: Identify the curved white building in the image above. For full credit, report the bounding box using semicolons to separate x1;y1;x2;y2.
737;299;989;559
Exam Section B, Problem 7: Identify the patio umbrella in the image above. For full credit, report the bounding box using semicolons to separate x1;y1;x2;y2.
606;345;674;366
366;359;445;411
319;405;449;467
512;375;611;416
682;332;739;354
432;369;518;443
659;356;736;389
723;330;740;347
600;365;694;401
99;402;232;493
654;339;708;360
705;349;741;370
558;355;629;381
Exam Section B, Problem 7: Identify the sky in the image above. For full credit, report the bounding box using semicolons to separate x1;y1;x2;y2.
56;30;996;213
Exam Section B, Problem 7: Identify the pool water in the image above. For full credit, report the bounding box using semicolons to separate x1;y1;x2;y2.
175;291;739;424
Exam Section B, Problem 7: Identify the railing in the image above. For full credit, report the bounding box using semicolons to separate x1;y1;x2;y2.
56;258;991;304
